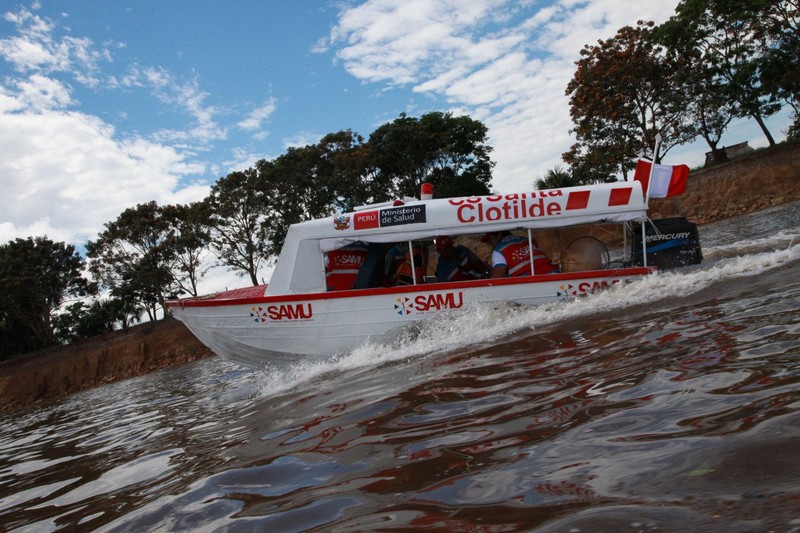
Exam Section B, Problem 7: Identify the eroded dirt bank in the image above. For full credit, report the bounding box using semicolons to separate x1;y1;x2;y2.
1;318;212;413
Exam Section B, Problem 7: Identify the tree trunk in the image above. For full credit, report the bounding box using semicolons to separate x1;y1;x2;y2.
752;113;776;146
703;137;729;165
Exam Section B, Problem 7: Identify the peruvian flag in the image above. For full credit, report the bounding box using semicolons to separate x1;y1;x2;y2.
633;159;690;198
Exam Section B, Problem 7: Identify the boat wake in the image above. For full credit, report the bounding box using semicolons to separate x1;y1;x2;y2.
251;240;800;400
702;227;800;261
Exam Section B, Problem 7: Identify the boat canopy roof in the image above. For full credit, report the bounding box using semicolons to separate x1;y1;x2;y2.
266;181;647;295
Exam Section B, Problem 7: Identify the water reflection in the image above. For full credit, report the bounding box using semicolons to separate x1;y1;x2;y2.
1;204;799;531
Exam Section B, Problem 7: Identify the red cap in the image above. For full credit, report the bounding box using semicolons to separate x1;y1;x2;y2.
434;236;454;251
392;199;405;206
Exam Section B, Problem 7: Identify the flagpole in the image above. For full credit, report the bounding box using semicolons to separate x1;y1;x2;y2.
644;133;662;206
642;133;661;268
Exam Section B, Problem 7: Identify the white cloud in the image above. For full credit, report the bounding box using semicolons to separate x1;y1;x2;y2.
0;4;228;258
330;0;512;84
0;5;113;87
329;0;686;192
123;65;226;144
223;147;269;174
0;105;207;246
283;131;323;149
238;97;277;131
13;73;73;109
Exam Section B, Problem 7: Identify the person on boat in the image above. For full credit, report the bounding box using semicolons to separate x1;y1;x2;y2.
383;243;406;286
434;236;487;282
482;231;558;278
396;242;428;286
325;241;369;291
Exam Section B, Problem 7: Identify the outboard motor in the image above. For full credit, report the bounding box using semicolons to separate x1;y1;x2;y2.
633;217;703;270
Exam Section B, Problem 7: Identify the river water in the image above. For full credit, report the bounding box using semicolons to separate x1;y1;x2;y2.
2;203;799;533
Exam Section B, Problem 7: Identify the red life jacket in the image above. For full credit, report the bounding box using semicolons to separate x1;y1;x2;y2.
495;236;557;276
326;243;368;291
397;243;427;285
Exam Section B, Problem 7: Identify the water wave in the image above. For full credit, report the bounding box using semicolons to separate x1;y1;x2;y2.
253;242;800;399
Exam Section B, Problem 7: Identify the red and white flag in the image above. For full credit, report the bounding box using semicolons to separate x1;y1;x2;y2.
633;159;690;198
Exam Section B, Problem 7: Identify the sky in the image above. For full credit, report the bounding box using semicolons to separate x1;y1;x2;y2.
0;0;792;291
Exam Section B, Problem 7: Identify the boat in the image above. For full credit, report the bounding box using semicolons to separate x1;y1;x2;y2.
166;179;702;368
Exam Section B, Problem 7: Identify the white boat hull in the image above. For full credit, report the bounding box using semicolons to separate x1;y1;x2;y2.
167;268;652;367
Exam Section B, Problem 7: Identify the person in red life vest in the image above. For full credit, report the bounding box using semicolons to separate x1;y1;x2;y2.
325;241;369;291
481;231;558;278
434;236;487;282
396;242;428;285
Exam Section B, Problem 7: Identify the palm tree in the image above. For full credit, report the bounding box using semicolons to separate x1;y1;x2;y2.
535;166;580;190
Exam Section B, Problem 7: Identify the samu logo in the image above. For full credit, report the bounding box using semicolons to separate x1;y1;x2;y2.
511;246;530;262
251;303;313;322
556;283;577;300
557;280;618;300
394;297;412;315
394;292;464;315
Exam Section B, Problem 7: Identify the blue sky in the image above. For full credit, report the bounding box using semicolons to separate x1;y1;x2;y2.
0;0;792;289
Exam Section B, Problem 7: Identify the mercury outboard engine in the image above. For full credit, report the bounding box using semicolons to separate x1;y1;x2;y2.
633;217;703;270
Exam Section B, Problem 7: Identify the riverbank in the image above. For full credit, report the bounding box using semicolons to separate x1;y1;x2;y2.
1;142;798;414
0;317;213;413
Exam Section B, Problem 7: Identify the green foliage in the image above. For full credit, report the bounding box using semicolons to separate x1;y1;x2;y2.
368;112;493;199
662;0;784;146
565;2;797;177
787;112;800;142
204;168;273;286
52;298;140;344
653;13;736;164
535;167;582;190
317;130;380;211
754;1;800;116
87;201;178;321
259;143;338;253
210;113;495;262
161;202;212;297
0;237;93;359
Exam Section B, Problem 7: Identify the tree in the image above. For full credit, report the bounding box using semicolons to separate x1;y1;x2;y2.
755;0;800;116
317;130;382;212
565;21;695;180
665;0;782;146
199;112;495;275
52;297;140;344
0;237;92;358
535;166;581;190
251;115;496;258
259;144;337;254
368;112;493;198
162;202;212;297
654;19;736;164
205;168;273;285
87;201;178;321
